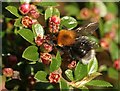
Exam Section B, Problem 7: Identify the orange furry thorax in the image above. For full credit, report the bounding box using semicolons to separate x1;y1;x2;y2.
57;30;76;47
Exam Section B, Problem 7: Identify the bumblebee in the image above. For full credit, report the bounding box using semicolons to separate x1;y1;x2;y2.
57;22;99;64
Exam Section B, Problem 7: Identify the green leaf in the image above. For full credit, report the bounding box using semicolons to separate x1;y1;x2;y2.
18;29;35;45
109;41;119;60
80;86;89;91
95;2;107;17
32;24;44;38
108;67;118;80
98;18;104;37
106;2;118;15
104;20;116;33
5;6;20;17
74;62;87;81
22;46;39;61
65;69;74;81
87;57;98;75
86;80;113;87
45;7;60;20
14;17;22;27
56;51;61;62
50;58;61;72
65;5;79;16
34;71;49;82
50;51;61;72
59;78;69;91
60;16;78;29
36;2;59;7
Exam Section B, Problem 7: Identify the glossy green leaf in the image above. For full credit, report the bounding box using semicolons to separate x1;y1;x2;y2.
56;51;61;62
45;7;60;20
50;58;61;72
95;2;107;17
108;67;118;80
34;71;49;82
14;17;22;27
86;80;113;87
5;6;20;17
74;62;87;81
50;51;61;72
65;69;74;81
18;29;35;45
109;41;119;60
60;16;78;29
59;78;69;91
87;57;98;75
37;2;59;7
22;46;39;61
32;24;44;38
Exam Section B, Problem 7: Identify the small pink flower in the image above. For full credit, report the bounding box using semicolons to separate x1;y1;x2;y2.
29;9;40;19
22;16;33;28
41;43;53;52
48;72;60;83
49;15;60;33
40;53;52;65
3;68;13;77
100;38;110;50
80;8;91;20
113;59;120;70
104;13;115;21
19;3;30;15
68;61;76;69
35;35;44;46
92;7;100;15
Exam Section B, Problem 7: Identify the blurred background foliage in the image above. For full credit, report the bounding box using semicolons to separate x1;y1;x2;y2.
0;1;120;91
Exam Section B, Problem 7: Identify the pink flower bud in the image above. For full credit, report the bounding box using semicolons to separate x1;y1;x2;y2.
41;43;53;53
92;7;100;15
40;53;52;65
100;38;110;50
19;3;30;15
3;68;13;77
68;61;76;69
22;16;33;28
80;8;91;20
35;35;44;46
104;13;115;21
113;59;120;70
48;72;60;83
29;9;40;19
49;15;60;33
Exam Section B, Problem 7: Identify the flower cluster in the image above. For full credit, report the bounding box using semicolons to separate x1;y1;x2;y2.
19;3;40;28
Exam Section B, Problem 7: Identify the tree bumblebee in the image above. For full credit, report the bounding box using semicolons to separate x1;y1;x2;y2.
57;22;99;64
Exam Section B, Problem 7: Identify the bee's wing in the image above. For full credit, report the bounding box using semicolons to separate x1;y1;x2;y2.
76;36;99;49
75;22;99;36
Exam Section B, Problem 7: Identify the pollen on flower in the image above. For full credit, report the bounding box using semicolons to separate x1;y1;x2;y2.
22;16;33;28
40;53;52;65
35;35;44;46
48;72;60;83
